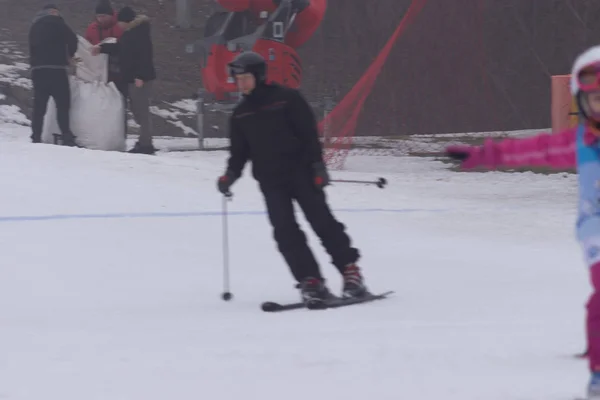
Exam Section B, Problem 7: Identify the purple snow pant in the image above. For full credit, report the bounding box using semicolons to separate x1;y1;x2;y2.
588;263;600;371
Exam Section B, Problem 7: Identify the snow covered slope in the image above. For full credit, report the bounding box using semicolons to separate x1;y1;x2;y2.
0;113;591;400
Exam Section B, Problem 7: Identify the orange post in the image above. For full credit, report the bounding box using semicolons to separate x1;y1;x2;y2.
551;75;579;133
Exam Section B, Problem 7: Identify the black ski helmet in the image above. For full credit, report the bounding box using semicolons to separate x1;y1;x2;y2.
228;51;267;84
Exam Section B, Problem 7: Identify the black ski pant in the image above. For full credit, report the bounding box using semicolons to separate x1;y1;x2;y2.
260;171;360;283
31;68;74;143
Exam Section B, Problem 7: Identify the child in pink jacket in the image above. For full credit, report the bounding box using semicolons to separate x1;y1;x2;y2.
446;45;600;399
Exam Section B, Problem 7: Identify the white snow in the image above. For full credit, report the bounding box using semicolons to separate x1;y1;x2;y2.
0;62;32;89
169;99;198;113
0;92;591;399
149;103;199;137
167;118;198;137
0;104;29;126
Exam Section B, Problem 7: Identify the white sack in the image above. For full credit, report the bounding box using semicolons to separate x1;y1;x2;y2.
74;35;109;83
41;76;126;151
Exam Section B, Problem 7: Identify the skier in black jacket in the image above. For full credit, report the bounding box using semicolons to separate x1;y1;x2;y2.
28;4;78;146
217;51;368;308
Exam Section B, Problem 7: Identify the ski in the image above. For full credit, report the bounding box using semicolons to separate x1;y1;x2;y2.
575;349;589;359
261;291;394;312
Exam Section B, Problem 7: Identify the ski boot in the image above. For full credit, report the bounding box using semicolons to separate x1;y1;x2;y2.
588;371;600;399
299;277;334;310
342;264;369;299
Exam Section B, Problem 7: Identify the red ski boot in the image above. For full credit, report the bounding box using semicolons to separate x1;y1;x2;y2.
342;264;368;299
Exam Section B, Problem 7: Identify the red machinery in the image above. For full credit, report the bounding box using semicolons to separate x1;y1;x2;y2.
185;0;327;148
193;0;326;101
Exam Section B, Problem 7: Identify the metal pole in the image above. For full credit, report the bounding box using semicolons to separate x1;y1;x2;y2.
221;193;232;300
176;0;191;29
323;96;333;146
196;89;205;150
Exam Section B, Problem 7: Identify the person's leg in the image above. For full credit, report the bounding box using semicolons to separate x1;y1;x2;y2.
113;80;129;138
49;69;77;145
292;172;359;269
291;171;366;297
588;264;600;369
128;82;155;152
580;224;600;398
30;70;51;143
262;184;322;283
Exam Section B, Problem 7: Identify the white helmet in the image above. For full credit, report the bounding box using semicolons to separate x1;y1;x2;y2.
570;45;600;95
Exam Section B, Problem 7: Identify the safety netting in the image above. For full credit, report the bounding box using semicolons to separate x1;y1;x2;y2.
194;0;600;168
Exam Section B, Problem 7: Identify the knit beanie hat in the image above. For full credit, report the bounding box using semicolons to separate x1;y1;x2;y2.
95;1;114;16
117;6;136;23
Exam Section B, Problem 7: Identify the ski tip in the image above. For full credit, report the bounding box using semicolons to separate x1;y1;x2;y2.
363;290;394;299
574;350;589;359
261;301;281;312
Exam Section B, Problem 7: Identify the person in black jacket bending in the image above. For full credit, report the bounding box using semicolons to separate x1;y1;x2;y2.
217;51;369;308
92;6;157;154
28;4;78;146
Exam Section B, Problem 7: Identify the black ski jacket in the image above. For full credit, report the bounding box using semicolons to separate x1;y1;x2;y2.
225;83;324;186
28;10;78;70
100;15;156;84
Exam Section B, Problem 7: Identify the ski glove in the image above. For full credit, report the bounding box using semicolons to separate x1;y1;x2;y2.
445;139;501;170
312;161;330;189
217;171;237;196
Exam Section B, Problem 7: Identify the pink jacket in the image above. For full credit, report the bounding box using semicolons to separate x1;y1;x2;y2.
447;127;585;170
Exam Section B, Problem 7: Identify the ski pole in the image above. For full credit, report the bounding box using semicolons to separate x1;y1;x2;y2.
221;192;233;301
331;177;388;189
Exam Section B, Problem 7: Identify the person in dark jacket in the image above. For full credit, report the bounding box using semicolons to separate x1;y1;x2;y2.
92;6;157;154
216;51;369;309
28;4;79;146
